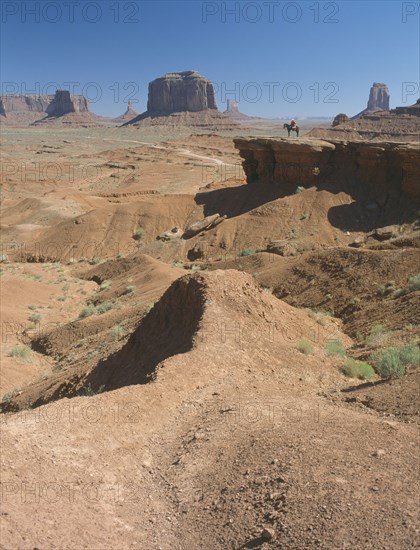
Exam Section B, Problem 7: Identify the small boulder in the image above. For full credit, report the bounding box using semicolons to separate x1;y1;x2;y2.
157;227;183;241
372;449;386;459
187;242;207;261
267;240;298;257
348;236;366;248
183;214;226;239
371;226;396;241
261;526;276;541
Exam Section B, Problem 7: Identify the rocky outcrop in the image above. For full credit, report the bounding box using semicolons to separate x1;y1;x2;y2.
146;71;217;114
332;113;349;127
46;90;89;116
113;100;139;123
367;83;390;112
0;94;51;114
234;137;419;200
224;99;254;121
124;71;238;129
307;111;420;142
0;92;91;125
353;83;390;119
183;214;226;239
157;227;183;241
393;99;420;116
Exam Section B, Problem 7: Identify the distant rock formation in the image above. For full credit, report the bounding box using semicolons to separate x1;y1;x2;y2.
46;90;89;116
393;98;420;116
113;100;139;124
367;83;390;112
353;83;390;119
125;71;239;130
225;99;239;113
146;71;217;114
0;94;51;114
34;91;98;127
0;91;92;126
332;113;349;127
223;99;254;121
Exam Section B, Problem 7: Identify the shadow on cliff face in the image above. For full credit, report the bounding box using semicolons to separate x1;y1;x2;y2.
196;176;418;232
195;181;298;218
323;177;419;232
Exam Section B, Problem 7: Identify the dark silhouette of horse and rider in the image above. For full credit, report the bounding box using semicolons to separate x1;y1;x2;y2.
283;118;299;137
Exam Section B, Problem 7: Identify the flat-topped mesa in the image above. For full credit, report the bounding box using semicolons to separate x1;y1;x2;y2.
46;90;90;116
233;137;419;200
393;98;420;116
0;94;52;114
146;70;217;114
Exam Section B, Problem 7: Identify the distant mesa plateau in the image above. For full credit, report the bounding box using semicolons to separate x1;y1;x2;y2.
124;70;239;130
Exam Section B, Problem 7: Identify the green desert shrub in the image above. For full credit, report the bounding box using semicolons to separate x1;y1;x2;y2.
1;392;13;402
133;227;145;240
342;359;375;380
408;274;420;292
100;280;112;291
96;302;113;314
365;324;388;346
81;383;105;396
78;304;97;319
239;248;255;257
325;339;346;357
393;274;420;298
124;285;135;294
370;343;420;378
28;313;41;323
377;281;396;297
295;186;305;194
297;339;313;354
8;345;31;361
111;324;123;341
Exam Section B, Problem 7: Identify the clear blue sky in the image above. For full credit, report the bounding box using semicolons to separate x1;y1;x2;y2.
1;0;419;117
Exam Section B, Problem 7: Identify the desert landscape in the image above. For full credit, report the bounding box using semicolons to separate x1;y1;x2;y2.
1;5;420;549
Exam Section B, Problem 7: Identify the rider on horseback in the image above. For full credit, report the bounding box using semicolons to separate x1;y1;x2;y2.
290;118;297;128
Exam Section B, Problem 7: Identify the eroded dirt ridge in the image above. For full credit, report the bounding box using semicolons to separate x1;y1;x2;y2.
0;122;419;549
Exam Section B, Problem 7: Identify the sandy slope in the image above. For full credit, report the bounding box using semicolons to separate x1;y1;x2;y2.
1;271;418;549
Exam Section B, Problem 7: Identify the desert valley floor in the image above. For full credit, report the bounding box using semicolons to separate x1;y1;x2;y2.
0;118;419;549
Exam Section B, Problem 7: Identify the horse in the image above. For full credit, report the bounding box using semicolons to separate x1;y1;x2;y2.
283;123;299;137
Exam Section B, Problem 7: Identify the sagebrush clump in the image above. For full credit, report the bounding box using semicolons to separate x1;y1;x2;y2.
342;359;375;380
370;343;420;378
297;339;313;354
